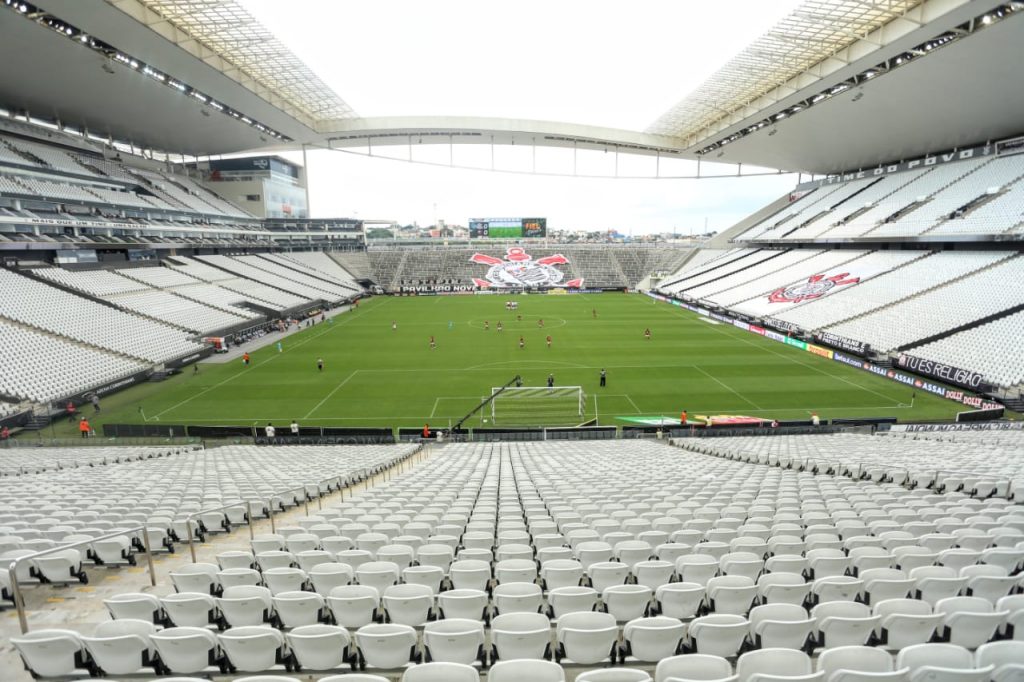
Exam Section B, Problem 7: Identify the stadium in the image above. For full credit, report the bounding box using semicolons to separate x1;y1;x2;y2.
0;0;1022;681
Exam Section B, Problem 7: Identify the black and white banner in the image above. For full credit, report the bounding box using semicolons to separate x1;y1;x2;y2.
814;331;868;356
892;422;1023;432
896;354;986;390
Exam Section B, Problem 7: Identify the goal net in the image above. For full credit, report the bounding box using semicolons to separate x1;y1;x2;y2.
490;386;586;425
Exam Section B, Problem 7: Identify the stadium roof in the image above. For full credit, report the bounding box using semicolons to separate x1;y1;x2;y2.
1;0;1021;174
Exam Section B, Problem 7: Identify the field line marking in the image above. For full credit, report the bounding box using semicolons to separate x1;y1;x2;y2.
304;370;359;419
150;300;384;419
694;365;764;410
676;307;899;404
624;394;642;414
429;397;440;418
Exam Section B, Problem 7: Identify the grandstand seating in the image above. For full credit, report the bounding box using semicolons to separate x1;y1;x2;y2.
737;154;1024;241
232;255;354;300
0;319;147;402
825;254;1022;353
0;446;187;476
273;251;363;291
908;311;1024;389
0;268;203;364
167;256;311;311
366;245;692;291
766;252;1008;332
6;438;1022;681
0;400;25;422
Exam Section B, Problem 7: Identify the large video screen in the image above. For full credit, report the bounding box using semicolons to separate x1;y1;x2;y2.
469;217;546;239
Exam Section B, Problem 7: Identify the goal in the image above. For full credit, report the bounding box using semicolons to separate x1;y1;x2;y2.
490;385;586;425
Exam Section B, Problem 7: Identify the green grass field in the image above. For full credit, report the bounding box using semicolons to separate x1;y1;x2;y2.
41;293;967;436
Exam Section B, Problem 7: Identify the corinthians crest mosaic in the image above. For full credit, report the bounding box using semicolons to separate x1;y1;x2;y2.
470;247;583;288
768;272;861;304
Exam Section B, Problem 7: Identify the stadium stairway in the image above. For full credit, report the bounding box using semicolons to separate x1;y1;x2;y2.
776;177;885;239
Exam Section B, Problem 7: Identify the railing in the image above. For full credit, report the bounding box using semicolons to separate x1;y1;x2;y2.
7;526;157;634
183;459;411;562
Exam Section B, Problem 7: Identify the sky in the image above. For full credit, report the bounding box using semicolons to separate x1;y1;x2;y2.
239;0;807;233
280;147;799;234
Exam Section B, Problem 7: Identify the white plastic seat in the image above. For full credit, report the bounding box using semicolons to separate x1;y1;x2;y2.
813;601;880;648
861;568;914;605
422;618;485;665
33;548;87;584
736;648;820;682
494;558;539;585
295;549;334;572
623;615;686;662
548;585;600;618
635;560;676;589
808;549;851;579
688;614;750;657
896;643;994;682
150;626;219;675
975;641;1024;682
401;661;480;681
161;592;216;628
403;565;445;595
749;603;814;649
335;549;374;570
81;618;157;675
169;563;220;595
604;584;654;621
873;598;944;650
255;550;296;571
382;583;434;626
219;625;286;673
911;566;968;606
492;581;544;615
354;623;418;670
449;559;492;591
935;596;1008;649
578;669;654;681
217;585;273;627
707;575;758;615
273;590;325;628
285;624;351;671
10;629;87;678
104;592;161;623
655;653;736;682
721;552;765;582
960;565;1016;604
262;566;308;595
995;594;1024;639
541;559;585;590
218;567;262;590
656;582;707;619
437;588;489;621
556;610;619;665
678;554;720;586
757;573;811;607
577;541;615;569
489;659;565;682
327;584;380;628
491;611;552;661
816;645;908;682
812;576;863;604
589;561;632;592
309;562;354;595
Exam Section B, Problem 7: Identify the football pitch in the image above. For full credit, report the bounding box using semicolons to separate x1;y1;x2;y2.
49;293;966;435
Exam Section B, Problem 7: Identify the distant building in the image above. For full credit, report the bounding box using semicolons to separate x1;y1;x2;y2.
198;156;308;219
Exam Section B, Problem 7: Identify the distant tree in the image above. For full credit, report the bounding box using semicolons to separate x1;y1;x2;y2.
367;227;394;239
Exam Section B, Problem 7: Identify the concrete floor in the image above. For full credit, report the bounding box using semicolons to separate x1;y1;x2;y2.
0;445;654;681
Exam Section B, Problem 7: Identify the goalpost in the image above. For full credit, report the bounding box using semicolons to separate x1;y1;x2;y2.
490;385;586;425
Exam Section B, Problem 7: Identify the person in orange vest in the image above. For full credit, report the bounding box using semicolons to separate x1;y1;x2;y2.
79;417;91;439
422;423;430;440
242;352;251;367
680;410;687;425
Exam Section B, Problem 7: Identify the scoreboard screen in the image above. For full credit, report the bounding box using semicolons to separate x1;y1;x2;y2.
469;217;546;239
